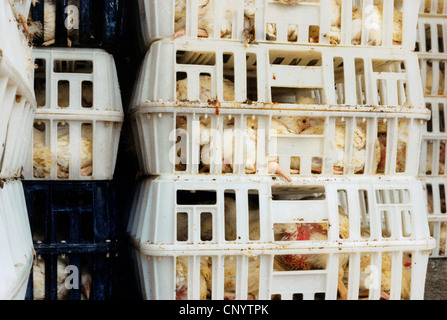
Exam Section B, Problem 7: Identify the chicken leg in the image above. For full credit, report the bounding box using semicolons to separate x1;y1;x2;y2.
338;279;348;300
268;161;292;182
19;13;29;33
42;37;73;47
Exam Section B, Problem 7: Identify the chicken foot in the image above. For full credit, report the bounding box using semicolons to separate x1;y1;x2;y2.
42;37;73;47
268;161;292;182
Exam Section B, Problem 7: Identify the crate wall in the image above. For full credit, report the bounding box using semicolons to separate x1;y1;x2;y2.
23;181;120;246
24;47;124;181
0;73;36;179
422;178;447;258
128;176;435;300
131;104;429;179
131;40;425;108
420;0;447;15
415;7;447;262
0;3;37;179
30;0;126;53
22;180;122;300
137;0;420;51
0;180;34;300
416;16;447;178
1;0;34;85
26;248;120;300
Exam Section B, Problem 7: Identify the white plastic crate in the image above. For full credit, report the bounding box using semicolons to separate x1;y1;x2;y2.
8;0;32;20
131;40;425;109
131;104;430;179
0;52;37;179
24;111;123;180
419;57;447;96
0;0;34;85
138;0;419;50
421;178;447;258
24;47;125;180
0;180;34;300
419;97;447;176
415;16;447;54
128;175;435;300
32;48;123;112
420;0;447;15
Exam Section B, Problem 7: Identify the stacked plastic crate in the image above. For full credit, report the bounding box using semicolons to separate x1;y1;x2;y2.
416;0;447;258
129;0;436;300
22;0;125;300
0;0;36;300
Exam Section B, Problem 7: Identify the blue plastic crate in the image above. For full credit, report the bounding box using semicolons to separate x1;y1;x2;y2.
31;0;126;52
25;250;120;300
23;181;120;246
22;181;122;300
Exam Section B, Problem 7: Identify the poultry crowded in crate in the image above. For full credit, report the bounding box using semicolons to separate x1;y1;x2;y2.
24;0;80;47
170;0;405;46
32;124;93;179
173;73;416;178
32;256;92;300
175;112;411;180
174;196;414;300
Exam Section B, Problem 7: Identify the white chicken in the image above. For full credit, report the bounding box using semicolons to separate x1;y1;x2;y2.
272;118;381;176
274;201;412;300
376;120;409;174
330;120;381;175
176;75;235;102
441;223;446;256
32;124;93;178
56;124;93;178
176;256;212;300
341;252;412;300
28;0;80;46
326;1;403;46
176;196;265;300
243;0;256;43
32;127;54;178
173;0;237;39
271;116;312;135
33;255;70;300
32;80;94;178
32;255;92;300
197;117;259;174
274;205;351;299
222;254;261;300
